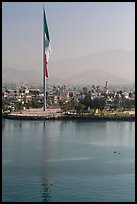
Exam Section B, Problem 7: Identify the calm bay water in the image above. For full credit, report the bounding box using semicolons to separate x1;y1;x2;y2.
2;119;135;202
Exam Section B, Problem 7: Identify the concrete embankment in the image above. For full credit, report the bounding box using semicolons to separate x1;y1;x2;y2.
2;113;135;121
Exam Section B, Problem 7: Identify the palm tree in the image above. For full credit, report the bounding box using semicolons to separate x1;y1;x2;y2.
15;102;23;112
75;102;85;114
19;90;22;96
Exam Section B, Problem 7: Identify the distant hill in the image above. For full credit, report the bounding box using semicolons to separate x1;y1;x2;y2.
2;67;42;85
2;67;68;86
2;49;135;86
67;68;133;86
49;49;135;81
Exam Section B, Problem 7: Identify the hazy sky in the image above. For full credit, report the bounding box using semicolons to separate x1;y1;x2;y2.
2;2;135;71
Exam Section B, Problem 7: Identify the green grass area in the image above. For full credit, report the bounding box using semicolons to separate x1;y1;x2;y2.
102;110;130;116
87;109;131;116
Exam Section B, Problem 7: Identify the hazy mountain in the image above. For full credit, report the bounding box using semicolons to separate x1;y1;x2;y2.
2;67;68;86
67;68;133;86
49;49;135;81
2;49;135;86
2;67;42;85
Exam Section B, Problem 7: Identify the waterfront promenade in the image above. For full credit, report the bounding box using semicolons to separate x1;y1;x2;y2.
2;108;135;121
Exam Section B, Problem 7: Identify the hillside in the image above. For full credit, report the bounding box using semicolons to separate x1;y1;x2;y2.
2;49;135;86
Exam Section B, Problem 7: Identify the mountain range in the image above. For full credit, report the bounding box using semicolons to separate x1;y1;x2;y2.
2;49;135;86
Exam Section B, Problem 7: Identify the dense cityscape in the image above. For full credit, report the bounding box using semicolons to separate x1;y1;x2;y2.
2;81;135;116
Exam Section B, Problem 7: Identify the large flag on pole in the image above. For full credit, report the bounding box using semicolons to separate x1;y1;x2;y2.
44;8;51;78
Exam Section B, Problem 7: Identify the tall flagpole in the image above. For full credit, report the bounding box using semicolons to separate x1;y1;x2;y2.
43;5;46;111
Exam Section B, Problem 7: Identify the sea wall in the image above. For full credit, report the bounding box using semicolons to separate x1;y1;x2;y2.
2;113;135;121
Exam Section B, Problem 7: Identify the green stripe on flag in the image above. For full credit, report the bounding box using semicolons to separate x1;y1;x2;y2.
44;10;50;41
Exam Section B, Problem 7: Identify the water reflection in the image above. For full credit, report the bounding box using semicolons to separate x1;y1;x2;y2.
2;120;5;129
41;177;52;202
43;121;46;128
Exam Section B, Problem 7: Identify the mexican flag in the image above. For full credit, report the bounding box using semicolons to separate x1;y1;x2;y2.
44;8;51;78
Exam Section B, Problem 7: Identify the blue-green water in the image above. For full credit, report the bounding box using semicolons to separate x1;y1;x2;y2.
2;119;135;202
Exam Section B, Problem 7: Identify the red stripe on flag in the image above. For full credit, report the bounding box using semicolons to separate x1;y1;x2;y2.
44;53;48;78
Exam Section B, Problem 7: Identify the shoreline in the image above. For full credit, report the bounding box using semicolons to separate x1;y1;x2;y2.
2;113;135;121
